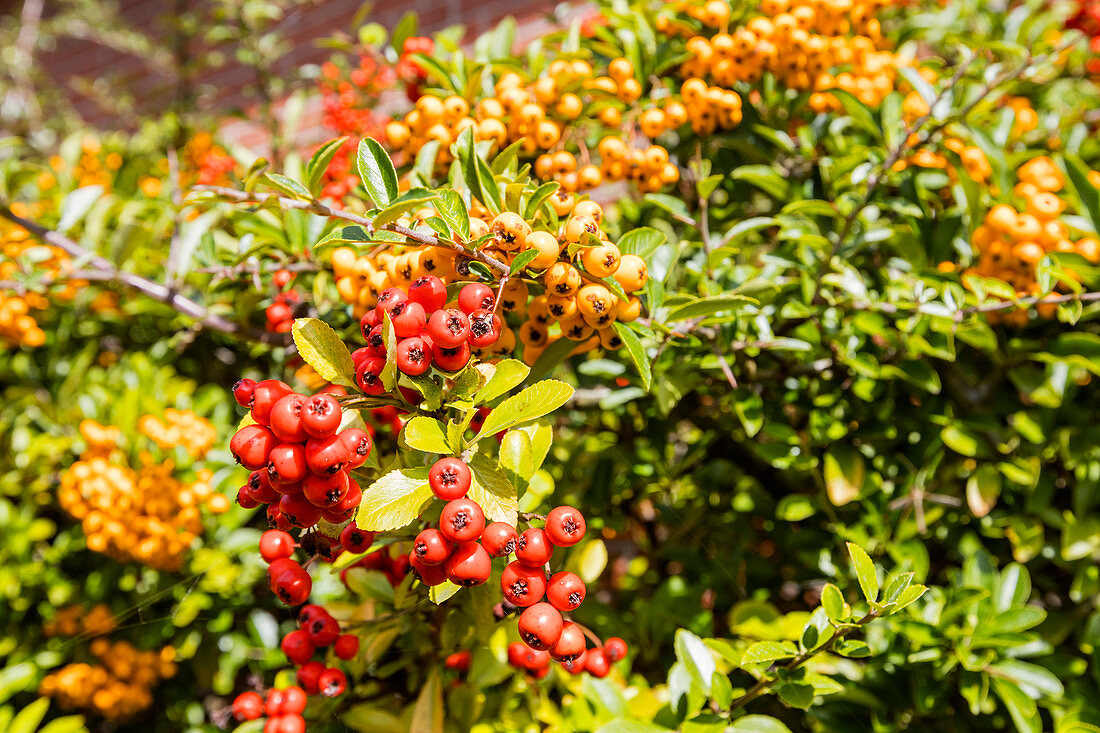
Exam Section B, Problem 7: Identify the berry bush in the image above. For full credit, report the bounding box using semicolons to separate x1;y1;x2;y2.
4;0;1100;731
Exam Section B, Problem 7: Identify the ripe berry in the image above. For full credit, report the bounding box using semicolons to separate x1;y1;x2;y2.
267;504;292;531
548;621;586;662
428;457;471;500
364;324;387;357
355;357;386;395
396;336;432;376
322;478;362;523
501;561;547;607
233;378;257;408
281;629;315;665
374;287;408;321
439;498;486;542
388;300;427;338
272;566;312;606
302;393;342;439
279;493;323;528
304;434;350;475
296;661;324;695
432;341;471;371
259;530;295;563
306;614;340;647
231;425;278;470
249;470;280;503
268;443;308;483
408;275;447;312
521;646;551;671
427;308;471;348
318;668;347;697
360;308;380;331
297;604;326;626
545;506;586;546
351;346;371;368
276;714;306;733
444;542;492;586
458;283;495;314
468;309;502;348
546;571;586;611
482;522;519;556
340;428;373;468
515;527;554;567
237;486;260;508
232;691;264;721
561;651;587;674
410;554;449;586
251;380;293;425
585;647;610;677
269;394;308;443
340;524;375;554
265;688;287;716
303;471;349;508
413;528;453;565
281;686;307;715
517;602;564;650
605;637;628;662
444;650;471;672
334;634;360;660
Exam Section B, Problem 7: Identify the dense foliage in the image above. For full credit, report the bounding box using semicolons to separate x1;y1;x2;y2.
4;0;1100;731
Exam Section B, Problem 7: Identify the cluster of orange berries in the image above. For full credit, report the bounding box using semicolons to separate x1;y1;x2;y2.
892;136;992;185
39;640;177;721
42;604;116;637
963;157;1100;325
181;131;237;188
676;0;904;113
138;408;218;457
58;418;228;570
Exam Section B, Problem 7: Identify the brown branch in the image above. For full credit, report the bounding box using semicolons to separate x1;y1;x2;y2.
0;204;287;345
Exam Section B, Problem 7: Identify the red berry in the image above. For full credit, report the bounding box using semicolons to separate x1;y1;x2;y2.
517;602;563;650
334;634;360;660
321;478;361;523
439;498;486;542
302;471;349;508
410;554;449;586
279;493;323;528
297;604;326;626
431;341;471;371
233;378;257;408
544;506;586;546
267;504;292;531
318;668;347;697
232;691;264;721
281;629;315;665
361;308;380;330
560;650;587;674
396;336;431;375
265;688;287;716
585;647;610;677
251;380;293;425
297;661;325;695
458;283;495;314
259;530;295;563
519;645;550;671
427;308;471;347
408;275;447;312
414;528;453;565
428;457;471;500
266;302;292;324
277;714;306;733
351;346;371;368
273;269;294;289
605;637;628;662
302;393;342;439
481;522;519;556
364;324;387;356
237;486;260;508
340;523;375;553
548;621;586;662
388;300;427;338
444;650;471;672
444;542;492;586
546;571;586;612
272;566;312;605
264;717;280;733
507;641;528;668
355;356;387;395
501;561;547;607
269;394;308;443
304;434;350;475
268;443;308;483
340;428;372;468
515;528;553;567
306;614;340;647
231;425;278;470
468;309;502;347
249;470;280;503
374;287;408;321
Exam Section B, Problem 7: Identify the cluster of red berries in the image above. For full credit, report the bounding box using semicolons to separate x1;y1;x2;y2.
265;288;300;334
230;685;314;733
396;36;434;102
353;278;502;390
506;635;628;679
1068;0;1100;75
280;602;355;694
318;54;393;201
230;381;371;532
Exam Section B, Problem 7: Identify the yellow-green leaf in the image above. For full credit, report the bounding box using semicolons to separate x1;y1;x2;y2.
355;467;433;531
403;416;453;454
846;542;879;603
474;379;573;441
409;669;443;733
823;445;864;507
292;318;356;387
468;453;518;525
475;359;530;404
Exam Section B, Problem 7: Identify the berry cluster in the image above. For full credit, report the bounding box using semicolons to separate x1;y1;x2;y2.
1068;0;1100;76
42;603;116;637
138;408;218;458
231;686;309;733
396;36;435;102
1;208;80;348
39;640;177;721
506;635;628;679
230;382;371;529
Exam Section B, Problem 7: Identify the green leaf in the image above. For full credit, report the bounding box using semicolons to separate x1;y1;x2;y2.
410;669;443;733
474;379;574;440
820;583;847;622
942;424;981;457
718;216;779;245
39;715;89;733
429;581;462;604
967;464;1001;518
468;453;518;525
436;189;470;240
674;629;716;694
474;155;502;214
509;248;539;274
524;181;560;221
823;445;864;507
740;641;798;664
527;336;577;383
731;164;789;199
292;318;357;387
833;639;871;658
354;467;433;531
593;722;674;733
991;678;1041;733
264;173;311;200
10;698;49;733
727;716;792;733
846;542;879;603
402;416;453;454
989;660;1064;698
0;663;36;705
307;137;348;196
57;185;104;232
477;359;530;404
618;227;666;258
357;137;399;207
613;322;652;391
568;539;608;584
776;682;816;709
374;188;438;227
1061;153;1100;236
665;295;757;323
381;311;398;392
893;584;927;612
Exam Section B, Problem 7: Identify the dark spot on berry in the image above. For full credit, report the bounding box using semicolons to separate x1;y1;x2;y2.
568;591;582;606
